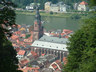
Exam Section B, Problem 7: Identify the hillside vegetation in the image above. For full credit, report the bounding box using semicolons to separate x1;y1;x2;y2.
11;0;88;9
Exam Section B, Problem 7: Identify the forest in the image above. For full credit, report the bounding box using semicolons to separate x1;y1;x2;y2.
11;0;88;9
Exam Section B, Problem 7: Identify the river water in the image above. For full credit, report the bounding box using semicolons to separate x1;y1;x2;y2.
16;14;81;31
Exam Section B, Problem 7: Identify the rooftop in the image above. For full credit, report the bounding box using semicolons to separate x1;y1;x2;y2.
39;35;68;44
18;50;26;55
80;1;88;5
31;40;68;51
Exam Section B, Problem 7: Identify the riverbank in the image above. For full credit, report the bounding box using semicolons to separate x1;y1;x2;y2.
15;10;88;19
15;10;75;18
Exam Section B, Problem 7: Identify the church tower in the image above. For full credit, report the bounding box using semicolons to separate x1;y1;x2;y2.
33;6;43;41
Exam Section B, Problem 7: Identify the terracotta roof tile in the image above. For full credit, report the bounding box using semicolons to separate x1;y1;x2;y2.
17;25;21;28
52;64;57;69
11;35;19;40
63;57;67;65
18;50;25;55
20;34;26;37
14;31;21;35
80;1;88;5
20;59;29;65
31;51;38;57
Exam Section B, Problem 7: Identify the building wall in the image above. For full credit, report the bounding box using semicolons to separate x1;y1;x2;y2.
16;55;24;60
78;4;89;11
26;6;34;10
50;6;60;12
45;2;51;12
60;6;67;12
31;47;68;62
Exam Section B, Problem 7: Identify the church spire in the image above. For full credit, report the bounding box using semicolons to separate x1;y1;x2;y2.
33;6;43;41
35;6;41;22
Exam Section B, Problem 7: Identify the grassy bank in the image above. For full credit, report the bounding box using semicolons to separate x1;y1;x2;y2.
15;10;89;19
15;10;74;18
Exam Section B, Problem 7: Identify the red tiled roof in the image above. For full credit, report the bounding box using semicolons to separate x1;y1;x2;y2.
55;60;60;64
63;29;73;33
80;1;88;5
17;25;21;28
19;66;40;72
42;54;45;56
20;59;29;65
14;31;21;35
31;51;38;58
63;57;67;65
18;50;25;55
16;39;20;43
61;33;65;36
55;60;62;69
20;34;26;37
65;36;69;38
63;29;73;35
50;33;55;36
11;35;19;40
52;64;57;69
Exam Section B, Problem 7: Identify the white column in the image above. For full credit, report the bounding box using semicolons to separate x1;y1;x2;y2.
60;51;62;62
56;51;59;58
54;50;56;55
63;52;65;58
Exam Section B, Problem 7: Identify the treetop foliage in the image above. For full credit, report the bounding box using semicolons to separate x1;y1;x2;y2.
0;0;22;72
10;0;88;9
64;16;96;72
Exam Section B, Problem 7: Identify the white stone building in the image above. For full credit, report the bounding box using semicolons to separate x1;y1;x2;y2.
50;4;60;12
78;1;89;11
16;50;26;60
26;3;35;10
44;2;52;12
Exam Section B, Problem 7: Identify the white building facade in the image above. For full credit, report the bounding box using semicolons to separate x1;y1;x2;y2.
78;1;89;11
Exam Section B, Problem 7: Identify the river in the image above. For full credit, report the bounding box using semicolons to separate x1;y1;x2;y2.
16;14;81;31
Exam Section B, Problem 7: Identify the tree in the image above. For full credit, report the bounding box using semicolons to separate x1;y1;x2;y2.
63;0;96;71
0;0;22;72
89;0;96;6
64;18;96;72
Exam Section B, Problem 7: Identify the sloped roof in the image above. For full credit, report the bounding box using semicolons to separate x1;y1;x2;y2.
20;59;29;65
80;1;88;5
18;50;25;55
31;40;68;51
11;35;19;40
39;35;68;44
